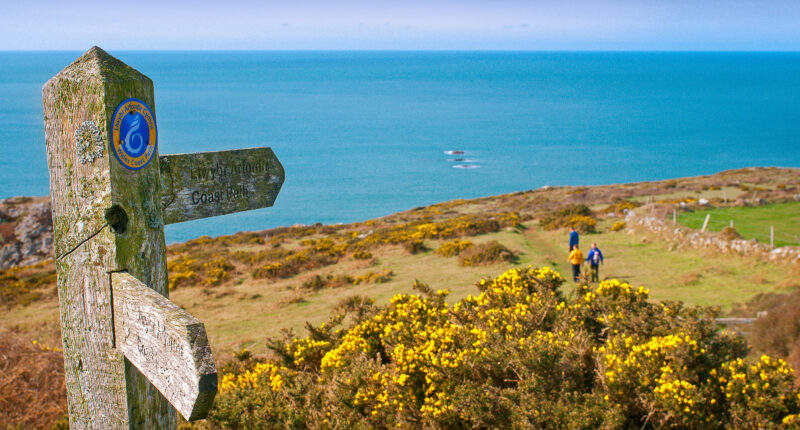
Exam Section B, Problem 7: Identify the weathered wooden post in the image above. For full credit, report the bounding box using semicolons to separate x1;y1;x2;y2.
701;214;711;232
771;226;775;248
43;47;284;429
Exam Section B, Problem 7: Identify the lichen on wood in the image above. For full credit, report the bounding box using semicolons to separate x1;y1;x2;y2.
112;272;217;421
159;148;284;225
44;46;177;429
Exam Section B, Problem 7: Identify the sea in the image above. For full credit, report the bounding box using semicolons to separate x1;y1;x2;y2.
1;51;799;243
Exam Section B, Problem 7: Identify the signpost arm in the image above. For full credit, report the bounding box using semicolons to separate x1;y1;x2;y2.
111;273;217;421
44;46;176;429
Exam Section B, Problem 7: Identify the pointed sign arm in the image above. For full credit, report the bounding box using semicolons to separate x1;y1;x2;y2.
111;272;218;421
159;147;284;225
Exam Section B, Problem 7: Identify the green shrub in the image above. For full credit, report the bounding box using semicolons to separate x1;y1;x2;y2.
403;239;427;254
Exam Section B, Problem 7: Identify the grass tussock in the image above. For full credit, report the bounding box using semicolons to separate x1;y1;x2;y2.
719;226;743;241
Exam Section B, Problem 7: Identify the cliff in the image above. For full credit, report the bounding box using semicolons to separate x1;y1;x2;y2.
0;196;53;269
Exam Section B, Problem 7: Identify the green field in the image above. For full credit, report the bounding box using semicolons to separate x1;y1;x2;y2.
678;202;800;247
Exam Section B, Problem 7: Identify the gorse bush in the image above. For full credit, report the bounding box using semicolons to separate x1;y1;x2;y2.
301;270;394;291
603;200;642;215
403;239;427;254
458;240;514;266
0;261;55;307
200;267;800;429
167;212;520;290
434;239;473;257
569;215;597;233
352;251;373;260
540;204;597;233
610;221;627;232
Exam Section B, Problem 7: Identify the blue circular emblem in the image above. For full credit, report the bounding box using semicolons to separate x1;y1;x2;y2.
111;98;157;170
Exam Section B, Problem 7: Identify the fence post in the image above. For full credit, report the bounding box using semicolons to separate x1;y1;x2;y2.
673;209;676;226
701;214;711;232
730;219;734;228
44;47;175;429
771;226;775;248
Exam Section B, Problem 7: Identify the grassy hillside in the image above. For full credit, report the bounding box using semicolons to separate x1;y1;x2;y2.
1;167;800;428
2;167;798;357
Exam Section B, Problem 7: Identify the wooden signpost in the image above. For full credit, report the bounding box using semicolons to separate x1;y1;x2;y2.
43;47;284;429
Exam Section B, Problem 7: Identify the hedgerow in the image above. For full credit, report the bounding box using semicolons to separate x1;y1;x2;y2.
198;267;800;429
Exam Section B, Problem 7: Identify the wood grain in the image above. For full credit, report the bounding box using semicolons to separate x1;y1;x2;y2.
112;273;217;421
44;46;176;429
159;147;284;225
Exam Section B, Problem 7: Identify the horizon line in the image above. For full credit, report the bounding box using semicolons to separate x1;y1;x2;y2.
2;48;800;53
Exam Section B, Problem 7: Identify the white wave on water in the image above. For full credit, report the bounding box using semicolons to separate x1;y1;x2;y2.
453;164;481;169
447;158;478;163
444;150;465;155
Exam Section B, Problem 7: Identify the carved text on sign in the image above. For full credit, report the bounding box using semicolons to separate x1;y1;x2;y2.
159;148;285;225
112;273;217;421
190;159;271;181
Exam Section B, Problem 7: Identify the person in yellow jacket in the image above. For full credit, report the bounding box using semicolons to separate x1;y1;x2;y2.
567;244;583;282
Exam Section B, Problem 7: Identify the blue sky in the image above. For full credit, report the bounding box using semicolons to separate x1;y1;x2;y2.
1;0;799;50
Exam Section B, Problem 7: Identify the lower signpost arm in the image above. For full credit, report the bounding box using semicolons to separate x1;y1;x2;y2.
111;272;218;421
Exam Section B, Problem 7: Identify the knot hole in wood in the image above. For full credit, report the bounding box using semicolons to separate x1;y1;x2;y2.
105;204;129;234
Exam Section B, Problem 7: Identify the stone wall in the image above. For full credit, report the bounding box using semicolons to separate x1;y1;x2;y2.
0;196;53;269
625;205;800;264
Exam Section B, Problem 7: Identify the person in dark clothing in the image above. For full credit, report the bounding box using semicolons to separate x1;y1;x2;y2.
568;227;579;252
586;243;604;282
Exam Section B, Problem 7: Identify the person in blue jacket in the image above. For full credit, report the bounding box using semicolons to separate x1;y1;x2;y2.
568;227;579;252
586;243;604;282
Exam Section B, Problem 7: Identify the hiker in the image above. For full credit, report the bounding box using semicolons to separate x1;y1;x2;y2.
586;243;604;282
568;227;579;252
567;244;583;282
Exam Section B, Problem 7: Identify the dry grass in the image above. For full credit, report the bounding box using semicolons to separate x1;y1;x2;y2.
679;272;702;286
0;330;67;429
